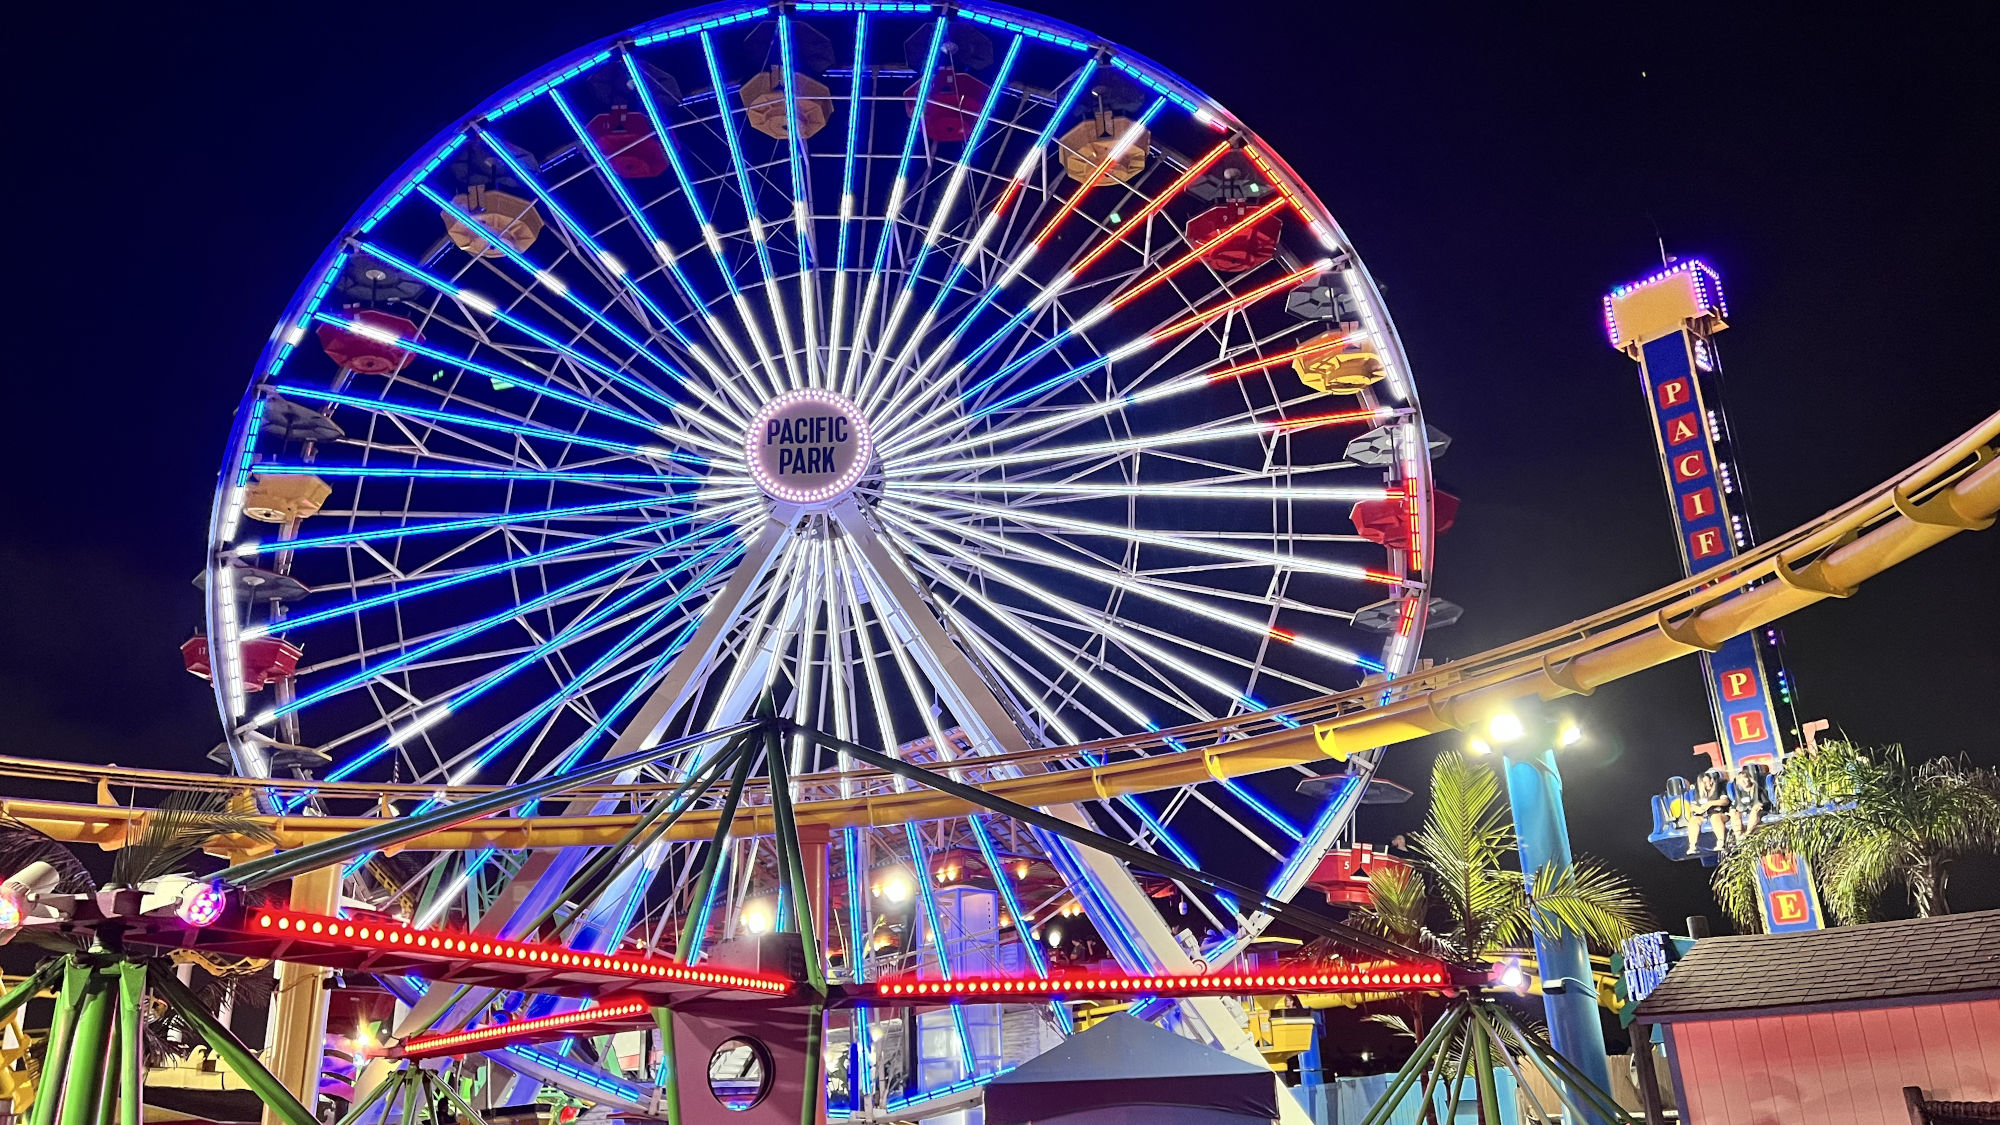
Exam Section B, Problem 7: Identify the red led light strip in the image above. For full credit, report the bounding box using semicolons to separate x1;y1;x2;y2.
1209;333;1362;383
1103;198;1289;314
398;998;649;1059
248;909;791;994
1151;261;1327;341
1063;141;1233;277
872;965;1450;999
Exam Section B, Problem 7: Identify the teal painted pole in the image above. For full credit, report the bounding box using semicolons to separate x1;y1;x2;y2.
1503;746;1613;1125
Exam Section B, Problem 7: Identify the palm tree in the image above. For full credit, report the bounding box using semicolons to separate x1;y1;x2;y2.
1349;749;1649;966
1713;742;2000;927
1338;750;1649;1124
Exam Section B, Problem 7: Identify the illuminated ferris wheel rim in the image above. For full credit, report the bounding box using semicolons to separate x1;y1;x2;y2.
198;0;1452;831
195;1;1448;1110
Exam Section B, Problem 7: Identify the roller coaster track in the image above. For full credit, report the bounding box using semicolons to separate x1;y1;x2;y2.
4;410;1993;853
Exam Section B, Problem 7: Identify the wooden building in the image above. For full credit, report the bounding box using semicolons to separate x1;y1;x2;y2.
1633;910;2000;1124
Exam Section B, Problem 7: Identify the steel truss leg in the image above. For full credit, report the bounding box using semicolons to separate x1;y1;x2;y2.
829;500;1313;1120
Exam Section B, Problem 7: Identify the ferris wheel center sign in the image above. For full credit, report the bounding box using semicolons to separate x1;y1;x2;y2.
745;390;874;506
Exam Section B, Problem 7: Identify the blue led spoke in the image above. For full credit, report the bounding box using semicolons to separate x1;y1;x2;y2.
969;354;1117;419
843;828;868;983
904;821;979;1076
319;537;705;790
1115;794;1198;869
893;35;1020;306
871;59;1097;422
626;56;785;397
778;15;822;385
344;245;684;425
968;815;1073;1030
1027;825;1150;970
270;516;732;716
859;35;1024;399
256;463;703;485
542;611;712;778
274;495;672;553
825;12;869;373
272;384;683;462
838;18;946;396
1216;777;1304;843
308;310;664;436
257;506;719;639
699;31;802;389
468;127;747;420
268;517;736;722
419;185;696;403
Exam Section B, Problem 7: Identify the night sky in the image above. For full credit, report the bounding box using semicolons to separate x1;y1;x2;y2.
5;1;1995;932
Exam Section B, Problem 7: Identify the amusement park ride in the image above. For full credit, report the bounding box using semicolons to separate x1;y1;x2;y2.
0;1;1993;1123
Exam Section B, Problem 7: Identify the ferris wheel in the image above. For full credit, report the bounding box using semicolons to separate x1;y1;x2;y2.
198;0;1447;1113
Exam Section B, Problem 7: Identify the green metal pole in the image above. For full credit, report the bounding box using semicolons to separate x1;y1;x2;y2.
799;1002;824;1125
94;994;119;1125
431;1058;501;1125
114;963;144;1125
0;959;64;1023
1437;1021;1473;1124
1470;1003;1502;1125
332;1061;400;1125
1408;1013;1461;1125
1355;1002;1468;1125
1490;1005;1635;1124
58;971;114;1125
652;1008;683;1125
677;744;756;959
766;724;826;992
29;960;89;1125
517;734;747;939
219;721;758;889
148;965;318;1125
398;1066;420;1125
1471;1004;1559;1124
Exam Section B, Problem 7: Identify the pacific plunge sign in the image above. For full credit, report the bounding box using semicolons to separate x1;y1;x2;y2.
745;390;872;505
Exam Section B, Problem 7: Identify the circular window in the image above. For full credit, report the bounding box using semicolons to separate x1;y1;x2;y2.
707;1036;775;1112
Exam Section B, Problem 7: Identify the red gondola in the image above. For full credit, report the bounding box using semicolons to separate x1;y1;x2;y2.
315;309;419;375
1305;846;1413;906
1186;201;1283;273
585;109;668;179
1350;490;1460;551
906;71;991;143
180;635;303;691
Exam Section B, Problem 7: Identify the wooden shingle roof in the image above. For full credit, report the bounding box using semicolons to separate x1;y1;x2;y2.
1635;909;2000;1022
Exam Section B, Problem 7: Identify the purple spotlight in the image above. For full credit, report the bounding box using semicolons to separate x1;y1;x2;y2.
177;882;229;928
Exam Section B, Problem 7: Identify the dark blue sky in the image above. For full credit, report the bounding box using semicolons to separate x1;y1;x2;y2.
4;0;1994;926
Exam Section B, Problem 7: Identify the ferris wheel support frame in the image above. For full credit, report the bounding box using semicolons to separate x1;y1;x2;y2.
829;499;1322;1105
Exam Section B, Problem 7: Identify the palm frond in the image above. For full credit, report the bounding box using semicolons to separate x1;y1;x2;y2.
1526;859;1650;949
0;817;93;892
1713;742;2000;927
111;790;275;886
1364;1012;1421;1041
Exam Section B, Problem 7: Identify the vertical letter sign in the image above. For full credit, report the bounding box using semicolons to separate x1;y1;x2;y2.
1605;261;1824;932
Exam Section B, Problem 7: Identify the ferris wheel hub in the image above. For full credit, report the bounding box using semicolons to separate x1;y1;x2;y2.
743;389;874;508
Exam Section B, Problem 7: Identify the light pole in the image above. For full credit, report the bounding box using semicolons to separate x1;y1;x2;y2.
1473;709;1614;1125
